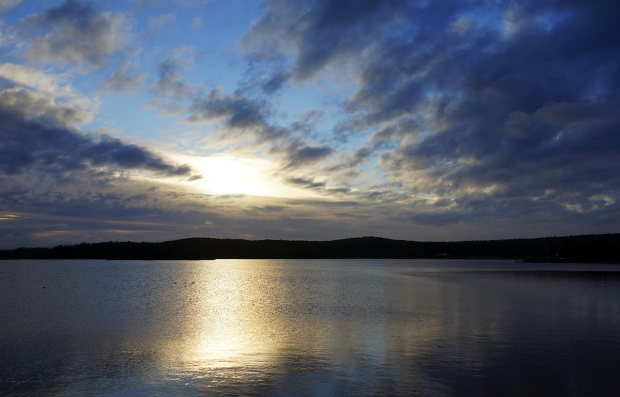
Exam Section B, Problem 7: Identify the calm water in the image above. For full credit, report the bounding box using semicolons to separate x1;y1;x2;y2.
1;259;619;396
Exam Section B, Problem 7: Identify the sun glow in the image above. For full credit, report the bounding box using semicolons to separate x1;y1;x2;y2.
173;154;311;198
199;156;267;195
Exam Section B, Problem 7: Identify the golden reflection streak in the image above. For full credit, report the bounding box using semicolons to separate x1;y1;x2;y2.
183;260;280;369
164;260;452;379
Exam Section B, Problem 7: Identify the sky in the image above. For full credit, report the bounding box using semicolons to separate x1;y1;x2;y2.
1;0;619;248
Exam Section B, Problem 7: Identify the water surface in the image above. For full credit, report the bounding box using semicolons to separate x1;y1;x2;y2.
1;259;619;396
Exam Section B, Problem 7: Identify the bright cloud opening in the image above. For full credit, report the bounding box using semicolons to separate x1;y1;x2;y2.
174;154;313;198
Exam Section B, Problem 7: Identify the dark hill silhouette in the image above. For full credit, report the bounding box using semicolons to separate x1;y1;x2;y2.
1;233;619;263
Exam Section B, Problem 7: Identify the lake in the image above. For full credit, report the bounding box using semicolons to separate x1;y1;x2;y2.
1;259;619;396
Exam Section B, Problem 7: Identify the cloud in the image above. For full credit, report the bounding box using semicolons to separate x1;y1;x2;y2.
0;107;193;178
82;135;193;176
154;46;200;100
261;69;290;95
131;0;213;9
240;0;392;81
240;0;620;223
0;64;92;125
251;205;285;214
285;177;325;190
99;62;146;93
18;0;129;68
188;87;263;125
333;146;373;169
0;87;92;126
283;144;333;169
187;87;286;142
0;63;85;103
148;13;176;29
0;0;22;11
351;146;372;165
0;67;195;180
241;65;290;95
191;16;203;29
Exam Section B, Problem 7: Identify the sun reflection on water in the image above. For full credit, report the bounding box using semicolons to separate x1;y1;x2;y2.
182;260;279;370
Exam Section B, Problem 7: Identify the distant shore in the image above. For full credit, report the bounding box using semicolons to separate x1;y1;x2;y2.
1;234;619;263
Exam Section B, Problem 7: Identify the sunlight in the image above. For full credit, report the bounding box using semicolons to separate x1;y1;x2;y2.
198;156;265;195
173;154;315;198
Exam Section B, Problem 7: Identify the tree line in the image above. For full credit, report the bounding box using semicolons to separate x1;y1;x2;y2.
1;233;619;263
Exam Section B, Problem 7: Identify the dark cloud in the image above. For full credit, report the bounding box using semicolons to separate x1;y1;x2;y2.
18;0;128;68
0;193;224;248
289;109;324;136
242;0;620;224
285;198;359;207
241;0;396;81
187;87;286;142
241;65;290;95
0;116;193;179
0;87;91;125
260;68;290;94
285;177;325;190
154;56;199;100
324;146;372;175
283;144;333;169
100;66;145;93
350;146;372;166
83;135;192;176
251;205;285;214
0;89;194;178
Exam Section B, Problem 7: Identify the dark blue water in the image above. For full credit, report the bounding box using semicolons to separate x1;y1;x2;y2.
1;259;619;396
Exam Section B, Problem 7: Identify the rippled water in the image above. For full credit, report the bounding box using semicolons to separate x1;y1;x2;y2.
1;259;619;396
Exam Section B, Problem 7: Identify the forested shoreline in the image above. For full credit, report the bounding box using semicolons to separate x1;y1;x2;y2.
1;233;619;263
